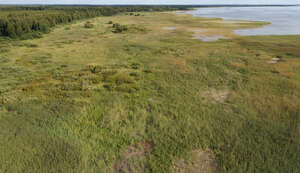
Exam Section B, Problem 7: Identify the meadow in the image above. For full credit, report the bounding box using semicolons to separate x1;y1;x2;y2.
0;10;299;173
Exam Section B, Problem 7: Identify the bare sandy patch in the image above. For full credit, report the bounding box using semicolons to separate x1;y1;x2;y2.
170;58;187;67
173;150;219;173
219;20;254;24
194;29;203;33
194;35;227;42
201;89;231;103
222;20;239;24
114;142;151;173
164;27;177;31
191;29;228;42
267;56;282;64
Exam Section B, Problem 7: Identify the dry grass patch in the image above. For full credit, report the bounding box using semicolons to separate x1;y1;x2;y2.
114;142;152;173
170;58;186;67
173;150;219;173
201;89;231;103
189;28;233;41
169;58;192;73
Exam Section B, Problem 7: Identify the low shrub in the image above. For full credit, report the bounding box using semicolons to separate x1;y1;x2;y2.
25;43;38;48
103;83;115;91
131;63;140;69
143;69;153;73
0;48;9;53
129;72;139;77
84;22;94;29
60;64;68;68
112;23;128;33
88;64;104;74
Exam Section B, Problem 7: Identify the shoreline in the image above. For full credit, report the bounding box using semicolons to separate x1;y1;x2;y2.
173;9;270;38
176;7;300;36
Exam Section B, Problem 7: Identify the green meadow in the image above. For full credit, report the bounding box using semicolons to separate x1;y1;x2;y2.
0;11;299;173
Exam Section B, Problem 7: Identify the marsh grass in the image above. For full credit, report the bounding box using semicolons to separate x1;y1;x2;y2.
0;47;10;53
0;12;299;173
25;43;39;48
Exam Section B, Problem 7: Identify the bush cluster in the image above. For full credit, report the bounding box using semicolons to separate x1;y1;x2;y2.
84;21;94;28
112;23;128;33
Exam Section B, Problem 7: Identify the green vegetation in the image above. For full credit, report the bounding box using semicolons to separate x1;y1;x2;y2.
0;6;186;38
112;23;128;33
0;7;299;173
84;21;94;28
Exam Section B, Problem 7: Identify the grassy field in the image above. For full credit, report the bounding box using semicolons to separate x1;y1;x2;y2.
0;11;299;173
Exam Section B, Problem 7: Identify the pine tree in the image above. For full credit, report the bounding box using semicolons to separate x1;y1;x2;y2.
6;22;16;37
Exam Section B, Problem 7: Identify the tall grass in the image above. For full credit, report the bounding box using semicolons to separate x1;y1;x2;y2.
0;12;299;173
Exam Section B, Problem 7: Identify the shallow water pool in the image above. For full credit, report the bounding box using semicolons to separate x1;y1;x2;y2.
186;6;300;36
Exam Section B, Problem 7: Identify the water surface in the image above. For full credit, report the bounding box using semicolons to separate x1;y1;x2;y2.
186;7;300;36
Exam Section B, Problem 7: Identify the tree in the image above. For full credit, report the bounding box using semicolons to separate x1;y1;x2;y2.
6;22;16;37
15;23;23;36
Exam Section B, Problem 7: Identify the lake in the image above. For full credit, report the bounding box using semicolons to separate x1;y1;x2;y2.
185;6;300;36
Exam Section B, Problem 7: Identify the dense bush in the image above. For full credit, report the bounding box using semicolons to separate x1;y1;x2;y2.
112;23;128;33
84;21;94;28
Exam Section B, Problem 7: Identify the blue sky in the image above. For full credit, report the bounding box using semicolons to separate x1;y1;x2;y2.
0;0;299;5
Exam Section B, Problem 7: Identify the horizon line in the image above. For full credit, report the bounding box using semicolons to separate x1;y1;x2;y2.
0;4;299;5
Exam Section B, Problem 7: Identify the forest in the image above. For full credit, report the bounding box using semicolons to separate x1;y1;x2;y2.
0;6;187;38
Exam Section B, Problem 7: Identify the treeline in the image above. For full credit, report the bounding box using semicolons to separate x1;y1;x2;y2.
0;6;188;38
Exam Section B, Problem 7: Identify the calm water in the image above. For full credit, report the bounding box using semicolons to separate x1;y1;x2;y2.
186;6;300;36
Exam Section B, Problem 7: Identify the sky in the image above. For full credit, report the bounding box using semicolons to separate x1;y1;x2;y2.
0;0;299;5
